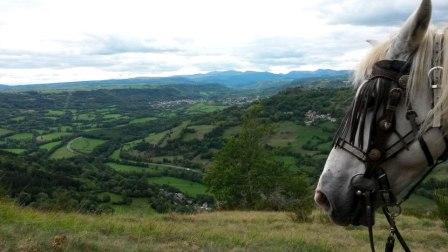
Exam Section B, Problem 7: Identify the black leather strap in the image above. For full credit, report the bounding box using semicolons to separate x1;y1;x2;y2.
382;207;411;252
418;135;434;166
371;60;411;83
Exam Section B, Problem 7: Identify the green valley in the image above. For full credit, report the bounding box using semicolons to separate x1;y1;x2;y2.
0;78;447;251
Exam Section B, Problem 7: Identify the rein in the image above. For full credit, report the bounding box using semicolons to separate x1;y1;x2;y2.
333;33;446;252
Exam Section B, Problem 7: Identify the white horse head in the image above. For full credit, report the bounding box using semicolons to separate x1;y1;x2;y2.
315;0;448;225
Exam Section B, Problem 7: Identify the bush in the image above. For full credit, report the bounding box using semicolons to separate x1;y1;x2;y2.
17;192;32;206
289;195;314;222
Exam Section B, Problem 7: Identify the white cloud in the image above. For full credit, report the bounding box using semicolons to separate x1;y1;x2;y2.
322;0;448;26
0;0;446;84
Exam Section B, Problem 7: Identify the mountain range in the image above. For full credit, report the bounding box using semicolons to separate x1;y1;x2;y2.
0;69;351;92
182;69;351;88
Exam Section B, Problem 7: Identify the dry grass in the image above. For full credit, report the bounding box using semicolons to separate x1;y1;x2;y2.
0;198;447;251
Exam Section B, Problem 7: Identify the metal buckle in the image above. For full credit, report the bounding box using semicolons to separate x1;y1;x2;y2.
428;66;444;76
428;66;443;89
385;204;402;218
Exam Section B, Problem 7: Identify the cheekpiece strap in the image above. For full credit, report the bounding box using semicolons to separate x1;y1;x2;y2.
431;33;444;127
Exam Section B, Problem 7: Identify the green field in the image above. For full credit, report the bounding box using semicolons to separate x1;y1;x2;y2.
59;126;73;132
1;149;26;154
35;129;46;134
103;113;125;120
163;121;189;144
182;125;216;141
97;108;116;114
11;116;25;122
39;141;62;151
82;127;101;132
49;145;77;159
130;117;156;124
267;122;331;153
36;132;72;142
147;176;207;197
188;103;228;113
107;163;162;175
70;137;106;154
0;128;13;137
0;198;446;251
6;132;34;141
223;126;241;138
122;139;143;151
144;131;169;145
76;113;95;121
110;149;121;160
46;109;65;117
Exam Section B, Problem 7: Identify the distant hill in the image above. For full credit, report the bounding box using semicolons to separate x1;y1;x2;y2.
181;69;351;89
0;83;232;110
0;77;197;92
0;70;351;92
0;84;11;91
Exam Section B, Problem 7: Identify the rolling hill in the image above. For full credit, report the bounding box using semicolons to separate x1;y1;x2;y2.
0;69;351;92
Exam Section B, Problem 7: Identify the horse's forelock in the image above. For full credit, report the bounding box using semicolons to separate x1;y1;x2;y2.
352;27;448;135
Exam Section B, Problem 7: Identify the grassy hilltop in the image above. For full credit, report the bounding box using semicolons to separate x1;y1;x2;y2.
1;198;447;251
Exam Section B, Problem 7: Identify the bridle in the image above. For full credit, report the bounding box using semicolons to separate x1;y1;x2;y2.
333;33;446;252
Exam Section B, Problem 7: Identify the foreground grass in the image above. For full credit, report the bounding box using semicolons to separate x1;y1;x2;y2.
0;198;447;252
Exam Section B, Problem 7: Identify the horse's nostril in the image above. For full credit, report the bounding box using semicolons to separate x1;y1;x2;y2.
314;190;331;212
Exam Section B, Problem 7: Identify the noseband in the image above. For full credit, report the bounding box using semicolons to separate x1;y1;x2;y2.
333;34;446;252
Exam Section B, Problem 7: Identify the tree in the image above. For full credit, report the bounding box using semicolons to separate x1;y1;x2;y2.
204;104;313;219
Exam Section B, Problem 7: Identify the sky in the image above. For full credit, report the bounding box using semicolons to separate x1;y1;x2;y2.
1;0;447;85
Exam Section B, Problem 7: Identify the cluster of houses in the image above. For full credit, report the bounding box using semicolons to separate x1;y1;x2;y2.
220;96;260;106
149;96;260;109
149;99;204;109
304;110;336;126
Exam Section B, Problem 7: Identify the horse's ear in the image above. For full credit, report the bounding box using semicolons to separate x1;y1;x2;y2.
390;0;431;57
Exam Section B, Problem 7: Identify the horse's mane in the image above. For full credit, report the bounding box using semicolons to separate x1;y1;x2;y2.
352;26;448;134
